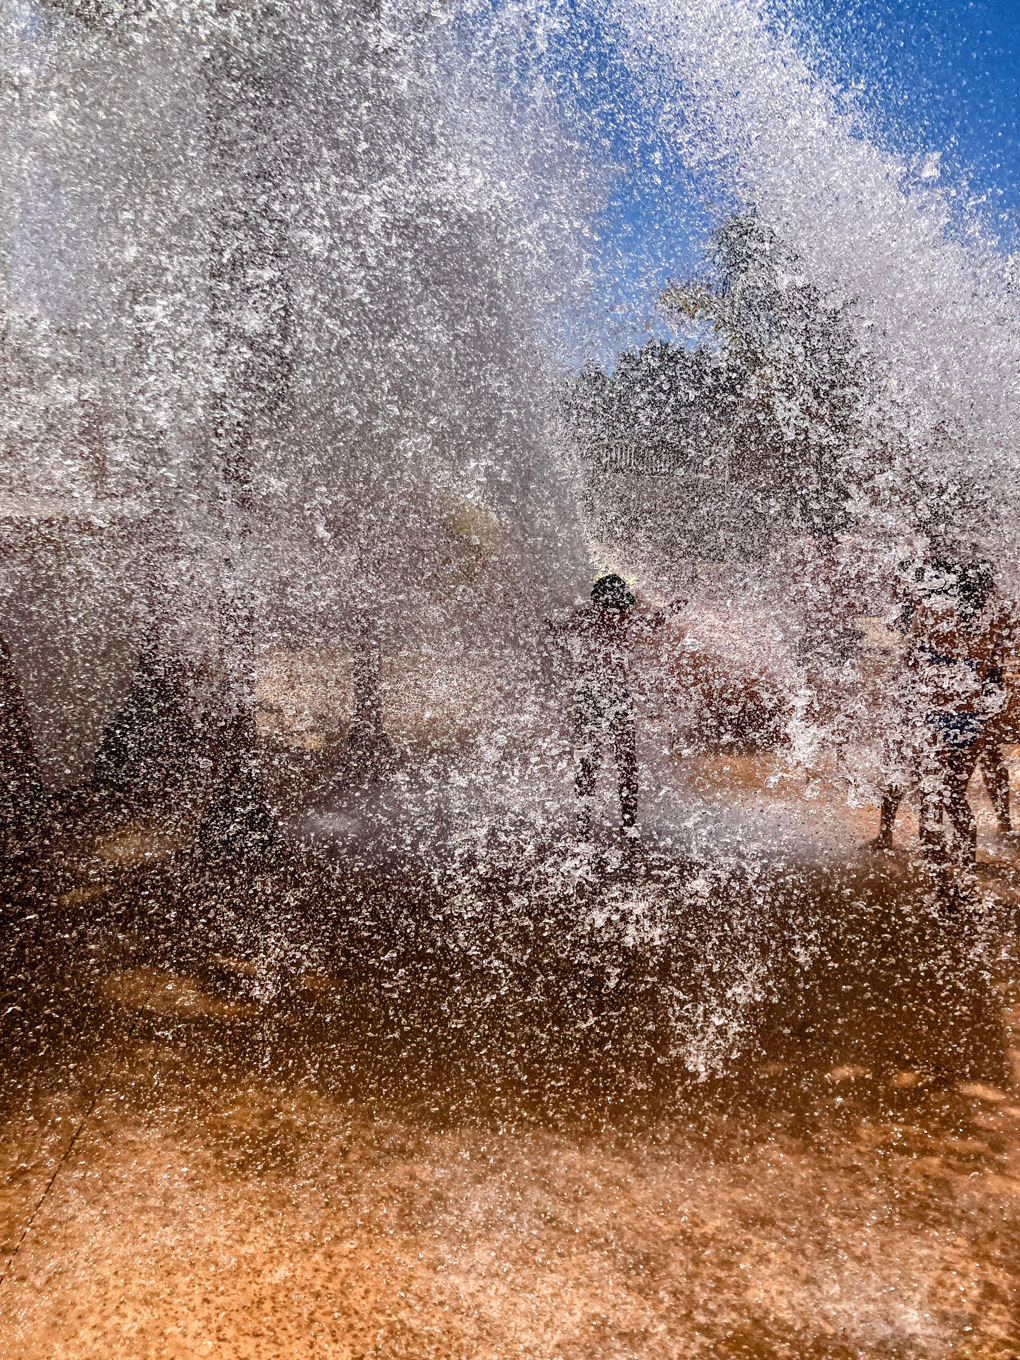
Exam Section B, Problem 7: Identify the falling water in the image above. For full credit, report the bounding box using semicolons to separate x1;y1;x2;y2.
614;0;1020;549
0;1;1019;1355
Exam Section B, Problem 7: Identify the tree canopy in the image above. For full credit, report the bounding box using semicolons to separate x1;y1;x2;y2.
566;212;870;569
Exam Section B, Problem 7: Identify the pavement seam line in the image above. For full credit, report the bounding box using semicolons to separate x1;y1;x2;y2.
0;971;159;1290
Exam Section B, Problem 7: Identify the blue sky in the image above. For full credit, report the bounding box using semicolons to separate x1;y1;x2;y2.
792;0;1020;239
533;0;1020;366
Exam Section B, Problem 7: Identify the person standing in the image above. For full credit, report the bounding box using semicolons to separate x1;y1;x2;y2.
555;574;678;841
872;560;927;851
972;583;1020;836
903;562;1006;870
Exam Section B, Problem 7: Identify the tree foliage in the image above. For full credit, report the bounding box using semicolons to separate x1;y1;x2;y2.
567;212;871;569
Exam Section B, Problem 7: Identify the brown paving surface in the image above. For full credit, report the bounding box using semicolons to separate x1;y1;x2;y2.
2;774;1020;1358
686;748;1020;856
0;1013;1019;1359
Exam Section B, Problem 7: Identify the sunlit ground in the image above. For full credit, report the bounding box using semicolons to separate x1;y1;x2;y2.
1;755;1019;1358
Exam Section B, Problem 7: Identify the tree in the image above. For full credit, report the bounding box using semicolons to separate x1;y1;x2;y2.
662;212;868;539
563;339;747;578
566;213;871;578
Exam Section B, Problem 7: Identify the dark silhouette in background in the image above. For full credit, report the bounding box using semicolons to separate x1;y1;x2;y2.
555;575;680;841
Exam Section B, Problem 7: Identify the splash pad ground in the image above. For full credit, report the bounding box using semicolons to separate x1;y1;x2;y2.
1;760;1019;1359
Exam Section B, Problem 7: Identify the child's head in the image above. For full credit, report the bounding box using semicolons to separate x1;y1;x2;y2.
591;574;636;611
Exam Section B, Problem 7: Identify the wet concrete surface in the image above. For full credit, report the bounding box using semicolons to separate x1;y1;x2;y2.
1;772;1020;1357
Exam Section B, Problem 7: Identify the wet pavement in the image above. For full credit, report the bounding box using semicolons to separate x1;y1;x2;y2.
1;766;1020;1358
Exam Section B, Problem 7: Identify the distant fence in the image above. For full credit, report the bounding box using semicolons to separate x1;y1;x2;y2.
590;442;686;476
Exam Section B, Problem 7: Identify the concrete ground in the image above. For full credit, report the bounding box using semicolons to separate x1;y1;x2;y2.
1;759;1020;1359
